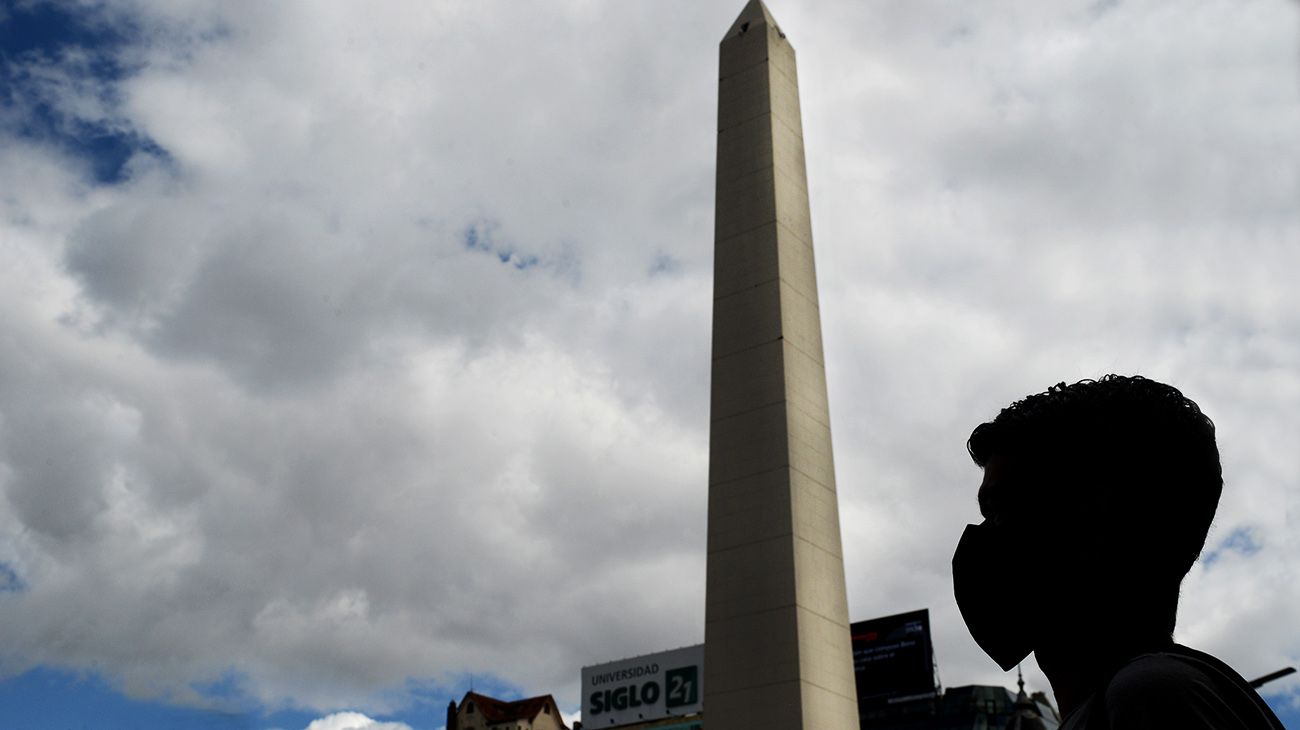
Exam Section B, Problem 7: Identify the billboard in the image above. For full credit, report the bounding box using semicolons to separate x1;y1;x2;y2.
581;644;703;728
850;609;935;705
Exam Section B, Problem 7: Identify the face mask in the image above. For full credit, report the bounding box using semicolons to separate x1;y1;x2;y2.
952;522;1034;671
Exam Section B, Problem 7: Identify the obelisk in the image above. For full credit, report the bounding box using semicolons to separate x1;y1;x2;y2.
703;2;859;729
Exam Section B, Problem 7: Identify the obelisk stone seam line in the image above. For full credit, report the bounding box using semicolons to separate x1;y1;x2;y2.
767;64;798;100
704;598;798;618
708;335;781;361
769;110;803;145
794;677;858;702
766;84;802;133
710;275;779;300
708;396;786;424
708;469;788;491
716;102;804;141
707;456;838;502
707;462;788;490
709;461;840;507
710;220;777;247
708;461;839;498
703;532;852;616
698;679;792;695
715;154;778;179
784;335;826;372
773;212;814;249
785;396;832;432
715;180;775;202
786;458;835;492
771;146;809;189
706;534;796;552
712;320;780;358
707;385;829;429
705;526;845;565
715;173;793;202
792;536;848;586
713;228;816;290
707;321;824;373
777;277;823;318
768;75;803;127
717;108;774;132
766;50;796;83
711;216;814;270
717;32;795;85
768;59;800;95
781;330;826;370
705;536;794;558
718;59;768;81
710;256;819;307
712;387;832;431
704;674;856;703
717;43;793;85
698;678;796;699
788;666;860;701
709;387;831;431
717;58;805;121
713;216;810;248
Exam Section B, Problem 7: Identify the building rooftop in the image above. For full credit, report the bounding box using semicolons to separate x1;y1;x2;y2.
452;691;568;729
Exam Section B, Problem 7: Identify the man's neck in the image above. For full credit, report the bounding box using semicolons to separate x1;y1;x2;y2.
1037;632;1175;717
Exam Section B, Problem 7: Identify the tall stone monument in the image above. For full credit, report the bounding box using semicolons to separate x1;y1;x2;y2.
703;2;859;729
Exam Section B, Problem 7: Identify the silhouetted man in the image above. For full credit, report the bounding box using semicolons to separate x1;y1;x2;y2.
952;375;1284;729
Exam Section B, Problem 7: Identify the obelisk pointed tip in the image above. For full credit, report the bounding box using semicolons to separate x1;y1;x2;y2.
723;0;781;42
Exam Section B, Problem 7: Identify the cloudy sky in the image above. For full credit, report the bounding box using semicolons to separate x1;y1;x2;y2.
1;0;1298;728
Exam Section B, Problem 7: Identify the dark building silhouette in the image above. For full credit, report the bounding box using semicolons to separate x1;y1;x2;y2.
857;681;1059;730
446;690;569;730
851;609;1059;730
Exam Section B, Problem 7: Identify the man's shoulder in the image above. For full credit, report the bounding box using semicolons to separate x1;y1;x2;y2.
1106;650;1212;702
1095;646;1282;729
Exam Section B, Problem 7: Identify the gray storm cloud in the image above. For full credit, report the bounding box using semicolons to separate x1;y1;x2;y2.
0;0;1297;718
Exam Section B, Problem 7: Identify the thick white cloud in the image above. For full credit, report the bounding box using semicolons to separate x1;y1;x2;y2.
0;0;1297;720
305;711;412;730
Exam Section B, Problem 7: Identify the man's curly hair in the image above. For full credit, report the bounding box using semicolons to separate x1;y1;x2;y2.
968;374;1222;584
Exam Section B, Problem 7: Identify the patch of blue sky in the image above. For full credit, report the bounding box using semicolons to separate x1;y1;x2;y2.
0;664;527;730
0;667;256;730
463;222;494;253
0;2;137;66
462;221;542;271
440;671;525;705
1263;692;1300;730
1200;525;1261;569
648;252;679;276
508;253;540;270
1;1;170;185
189;668;256;706
0;560;23;592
